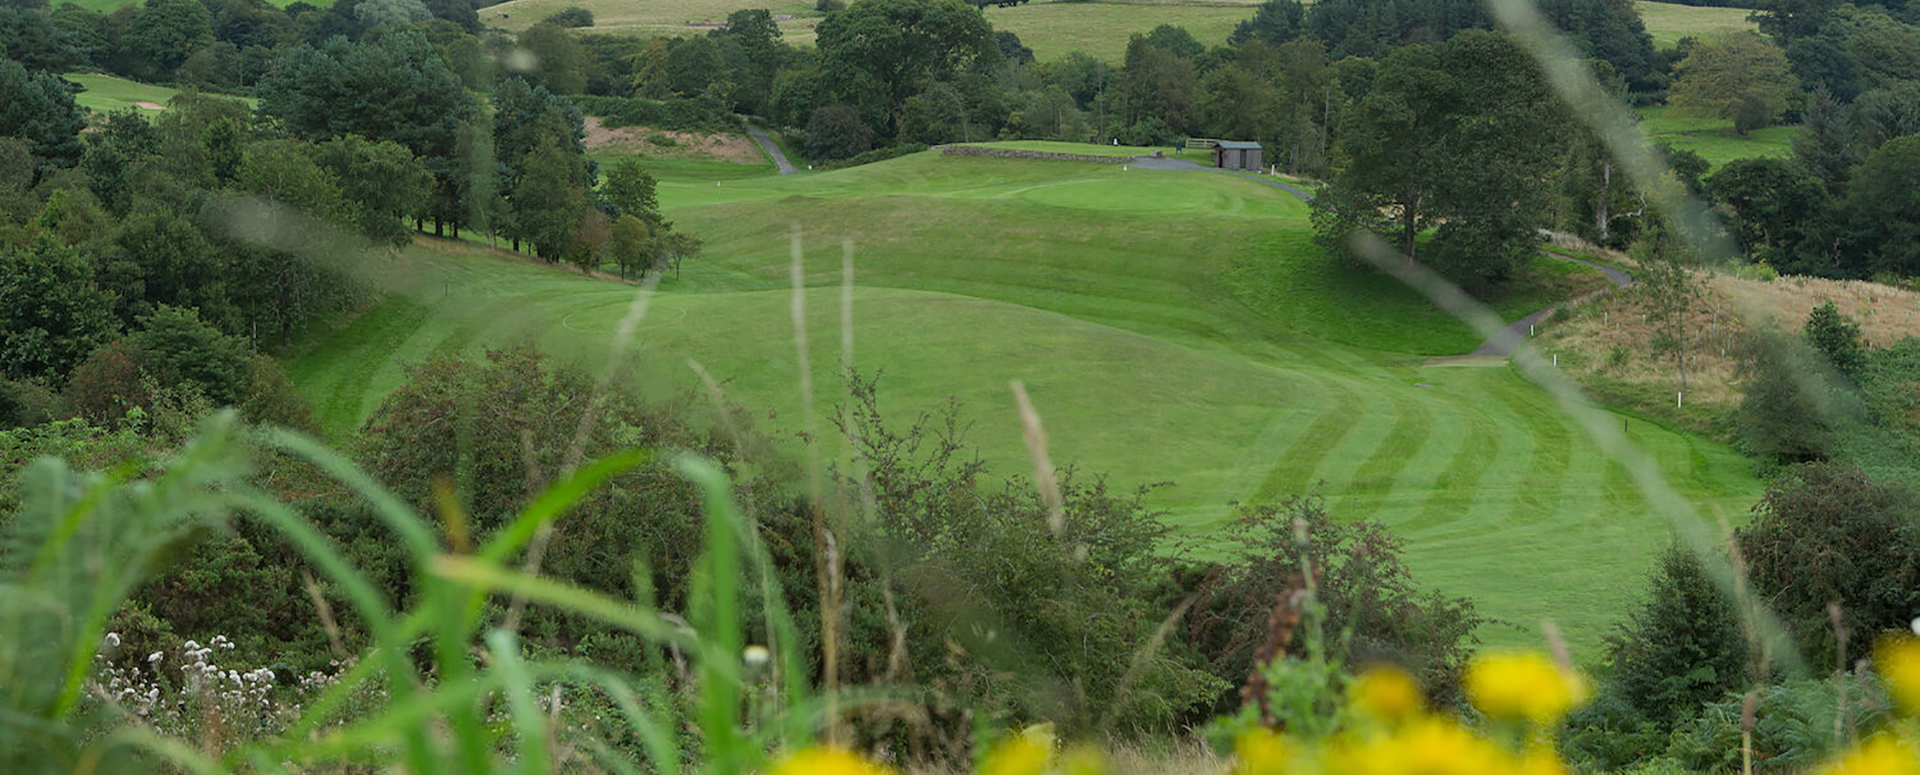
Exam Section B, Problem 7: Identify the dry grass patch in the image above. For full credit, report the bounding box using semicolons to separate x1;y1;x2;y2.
1536;247;1920;430
583;117;768;164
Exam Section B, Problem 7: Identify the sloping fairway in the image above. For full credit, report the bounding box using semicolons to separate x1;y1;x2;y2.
62;73;260;116
289;151;1760;656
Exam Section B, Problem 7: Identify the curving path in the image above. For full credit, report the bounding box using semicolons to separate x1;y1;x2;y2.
1129;155;1632;356
746;125;797;174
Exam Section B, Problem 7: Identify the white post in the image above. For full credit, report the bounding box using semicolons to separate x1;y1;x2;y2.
1530;324;1535;337
1677;392;1683;409
1553;353;1558;367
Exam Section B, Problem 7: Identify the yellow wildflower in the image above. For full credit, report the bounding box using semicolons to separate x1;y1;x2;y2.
1232;727;1294;775
773;747;894;775
1322;717;1514;775
1875;635;1920;716
1465;653;1589;724
1516;749;1571;775
1057;745;1108;775
1352;667;1424;723
980;733;1051;775
1819;736;1920;775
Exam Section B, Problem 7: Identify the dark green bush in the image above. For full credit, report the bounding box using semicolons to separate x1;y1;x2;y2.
1181;494;1483;712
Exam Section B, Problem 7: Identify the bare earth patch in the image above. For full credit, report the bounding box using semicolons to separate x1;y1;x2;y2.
582;116;767;165
133;101;167;110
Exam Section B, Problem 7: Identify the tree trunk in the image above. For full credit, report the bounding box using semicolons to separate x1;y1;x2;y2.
1402;188;1421;263
1595;161;1612;243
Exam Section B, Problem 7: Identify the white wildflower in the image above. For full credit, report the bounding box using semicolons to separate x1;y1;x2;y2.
147;651;163;664
103;632;120;648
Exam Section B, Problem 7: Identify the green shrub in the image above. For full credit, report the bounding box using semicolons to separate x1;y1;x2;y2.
1804;300;1867;380
1564;544;1750;769
1738;462;1920;668
542;6;593;27
1666;676;1892;772
1608;345;1631;369
1182;494;1483;711
1735;330;1848;465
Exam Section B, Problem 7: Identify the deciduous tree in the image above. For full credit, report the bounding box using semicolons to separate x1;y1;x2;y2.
0;238;120;381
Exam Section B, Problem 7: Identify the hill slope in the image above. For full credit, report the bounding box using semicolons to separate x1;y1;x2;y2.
288;151;1761;655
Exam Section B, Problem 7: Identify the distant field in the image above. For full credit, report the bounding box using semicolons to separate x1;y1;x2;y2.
62;73;258;116
484;0;822;44
289;146;1761;657
60;0;322;12
1635;1;1759;49
484;0;1256;60
63;73;180;115
981;0;1261;61
1639;105;1797;168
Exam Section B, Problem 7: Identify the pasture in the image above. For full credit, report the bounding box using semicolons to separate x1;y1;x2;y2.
288;148;1761;657
1635;0;1760;49
482;0;1260;60
1638;105;1798;168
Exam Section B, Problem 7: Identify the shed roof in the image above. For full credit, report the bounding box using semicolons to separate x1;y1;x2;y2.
1215;141;1263;149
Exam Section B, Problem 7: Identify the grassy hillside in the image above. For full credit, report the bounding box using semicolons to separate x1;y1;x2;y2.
1639;105;1797;168
60;0;319;11
62;73;259;116
1635;0;1760;49
288;149;1761;657
483;0;1257;60
483;0;823;44
978;0;1262;61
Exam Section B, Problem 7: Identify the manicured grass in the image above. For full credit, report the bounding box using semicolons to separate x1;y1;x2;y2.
959;140;1182;158
1639;105;1797;168
62;73;258;117
1635;1;1759;49
289;150;1761;657
64;73;180;116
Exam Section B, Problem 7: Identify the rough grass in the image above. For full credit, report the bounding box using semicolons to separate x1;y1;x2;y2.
1635;0;1759;49
1537;240;1920;429
288;147;1761;657
583;116;771;165
1638;105;1797;169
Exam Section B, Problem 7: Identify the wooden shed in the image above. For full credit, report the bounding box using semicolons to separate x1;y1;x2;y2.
1212;141;1263;171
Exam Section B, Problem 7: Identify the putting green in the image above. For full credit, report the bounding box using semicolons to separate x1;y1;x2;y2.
288;148;1761;657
